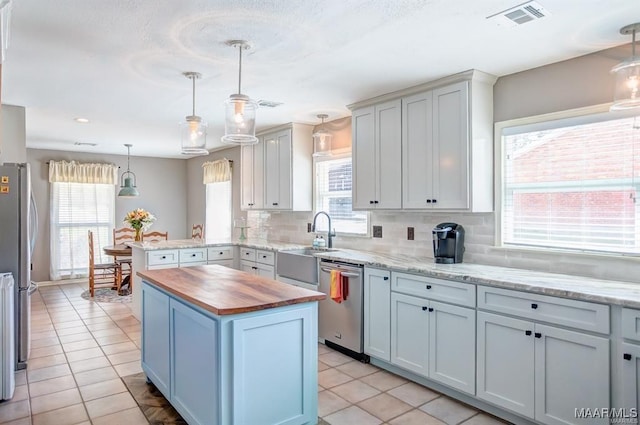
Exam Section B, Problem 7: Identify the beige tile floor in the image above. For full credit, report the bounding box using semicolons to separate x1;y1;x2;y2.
0;283;509;425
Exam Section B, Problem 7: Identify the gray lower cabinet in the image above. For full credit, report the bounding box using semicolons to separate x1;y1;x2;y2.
363;268;391;361
622;342;640;412
477;311;610;425
141;283;171;396
391;292;476;394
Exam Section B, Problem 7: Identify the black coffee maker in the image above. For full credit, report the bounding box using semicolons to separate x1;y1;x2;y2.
432;223;465;264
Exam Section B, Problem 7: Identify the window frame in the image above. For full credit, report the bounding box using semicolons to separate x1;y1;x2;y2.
313;149;370;238
494;103;640;257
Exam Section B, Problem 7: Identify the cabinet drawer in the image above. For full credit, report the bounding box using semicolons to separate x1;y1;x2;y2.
147;250;179;267
207;246;234;261
179;248;207;264
208;259;234;268
240;248;256;262
622;308;640;341
256;250;275;266
392;272;475;307
477;286;609;334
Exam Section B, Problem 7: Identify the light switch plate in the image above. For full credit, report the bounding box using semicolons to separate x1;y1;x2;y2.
373;225;383;238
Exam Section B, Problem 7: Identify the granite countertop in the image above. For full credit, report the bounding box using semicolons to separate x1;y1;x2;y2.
314;249;640;308
130;238;640;308
138;265;325;316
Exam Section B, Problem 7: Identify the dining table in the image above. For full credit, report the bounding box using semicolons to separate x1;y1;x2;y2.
102;244;132;257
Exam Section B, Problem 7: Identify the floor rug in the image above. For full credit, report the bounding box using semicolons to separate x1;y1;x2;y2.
122;372;330;425
80;287;132;303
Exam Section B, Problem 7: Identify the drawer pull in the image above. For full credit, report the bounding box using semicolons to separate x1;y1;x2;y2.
369;200;374;204
426;285;432;289
422;306;428;311
428;307;434;312
262;255;267;259
272;202;278;206
252;266;258;270
245;252;250;256
161;256;166;260
531;303;538;309
191;254;196;257
383;276;389;281
426;199;432;203
534;332;542;338
624;353;633;361
219;252;223;255
525;330;532;336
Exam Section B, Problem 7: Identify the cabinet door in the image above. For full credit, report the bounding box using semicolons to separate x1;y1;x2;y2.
255;263;275;280
141;283;170;397
364;268;391;361
622;342;640;413
170;299;219;425
352;106;376;209
391;292;429;376
429;301;475;395
432;81;469;209
264;130;292;210
402;91;434;209
240;261;256;274
534;324;609;425
376;99;402;209
240;141;264;209
476;311;534;418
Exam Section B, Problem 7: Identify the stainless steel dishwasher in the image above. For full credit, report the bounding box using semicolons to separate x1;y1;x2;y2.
318;260;367;361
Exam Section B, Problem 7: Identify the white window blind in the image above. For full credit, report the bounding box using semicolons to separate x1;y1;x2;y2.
50;182;115;280
315;155;368;235
205;181;232;240
502;113;640;255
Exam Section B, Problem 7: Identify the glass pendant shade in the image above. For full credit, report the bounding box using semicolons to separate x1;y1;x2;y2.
221;40;259;145
611;23;640;111
181;71;208;155
222;93;258;145
312;114;333;157
118;144;139;197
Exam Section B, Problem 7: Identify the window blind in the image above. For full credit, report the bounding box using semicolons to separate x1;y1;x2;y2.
502;114;640;254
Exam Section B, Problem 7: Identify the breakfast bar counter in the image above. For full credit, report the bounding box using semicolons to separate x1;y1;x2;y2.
138;265;325;425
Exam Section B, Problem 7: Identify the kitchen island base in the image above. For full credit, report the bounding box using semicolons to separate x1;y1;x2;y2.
141;280;319;425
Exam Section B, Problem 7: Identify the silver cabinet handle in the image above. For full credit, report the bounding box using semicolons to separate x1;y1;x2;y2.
341;272;360;278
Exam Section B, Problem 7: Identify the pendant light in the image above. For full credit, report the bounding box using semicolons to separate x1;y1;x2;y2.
181;71;209;155
611;23;640;111
221;40;258;145
312;114;333;157
118;144;139;197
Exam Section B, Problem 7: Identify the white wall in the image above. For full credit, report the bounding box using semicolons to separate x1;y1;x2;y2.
0;104;26;163
27;148;188;281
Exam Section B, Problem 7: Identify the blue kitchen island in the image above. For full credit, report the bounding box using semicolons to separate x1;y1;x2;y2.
138;265;325;425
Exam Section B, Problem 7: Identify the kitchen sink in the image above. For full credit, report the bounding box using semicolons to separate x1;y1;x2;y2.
276;247;337;284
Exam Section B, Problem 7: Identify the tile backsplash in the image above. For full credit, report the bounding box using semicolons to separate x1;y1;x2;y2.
246;210;640;284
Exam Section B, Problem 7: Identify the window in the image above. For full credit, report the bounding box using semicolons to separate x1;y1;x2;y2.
205;181;232;240
499;108;640;255
314;153;369;235
50;182;115;280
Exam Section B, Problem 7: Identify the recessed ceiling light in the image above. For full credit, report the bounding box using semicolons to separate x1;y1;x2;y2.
74;117;90;123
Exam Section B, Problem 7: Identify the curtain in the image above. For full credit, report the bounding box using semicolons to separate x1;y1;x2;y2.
202;159;232;184
49;160;118;184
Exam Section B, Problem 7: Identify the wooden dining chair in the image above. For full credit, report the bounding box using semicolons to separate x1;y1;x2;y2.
112;227;135;281
192;224;204;240
142;231;168;242
88;230;121;297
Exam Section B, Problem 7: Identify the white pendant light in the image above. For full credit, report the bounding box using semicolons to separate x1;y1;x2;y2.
312;114;333;157
118;144;139;197
221;40;258;145
611;23;640;111
180;71;209;155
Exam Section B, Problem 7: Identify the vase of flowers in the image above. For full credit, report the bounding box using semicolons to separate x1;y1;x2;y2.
124;208;156;241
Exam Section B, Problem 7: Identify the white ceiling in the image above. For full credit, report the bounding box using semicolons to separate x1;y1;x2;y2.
3;0;639;158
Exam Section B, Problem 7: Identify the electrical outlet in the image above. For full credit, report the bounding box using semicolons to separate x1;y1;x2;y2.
373;225;383;238
307;222;312;233
407;227;414;240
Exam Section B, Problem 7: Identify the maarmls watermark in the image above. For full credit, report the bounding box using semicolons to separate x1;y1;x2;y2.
575;408;638;423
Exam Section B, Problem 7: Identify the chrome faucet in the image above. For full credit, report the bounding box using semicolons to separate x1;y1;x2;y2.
311;211;336;248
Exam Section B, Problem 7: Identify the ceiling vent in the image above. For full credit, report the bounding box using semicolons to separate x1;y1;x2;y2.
487;1;551;27
257;100;283;108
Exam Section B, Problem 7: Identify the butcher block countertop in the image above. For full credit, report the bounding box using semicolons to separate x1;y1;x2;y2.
137;265;325;316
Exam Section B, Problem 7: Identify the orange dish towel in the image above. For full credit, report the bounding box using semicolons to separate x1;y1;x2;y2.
330;270;343;303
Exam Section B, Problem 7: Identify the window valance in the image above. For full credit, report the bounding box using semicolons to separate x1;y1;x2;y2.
202;159;232;184
48;160;118;184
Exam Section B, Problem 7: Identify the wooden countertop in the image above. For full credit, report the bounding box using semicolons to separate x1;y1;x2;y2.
137;265;326;316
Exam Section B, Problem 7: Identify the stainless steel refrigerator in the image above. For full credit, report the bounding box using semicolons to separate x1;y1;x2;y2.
0;163;38;370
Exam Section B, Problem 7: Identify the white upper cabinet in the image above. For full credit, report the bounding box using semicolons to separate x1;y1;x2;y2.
241;123;313;211
352;99;402;209
351;69;497;212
